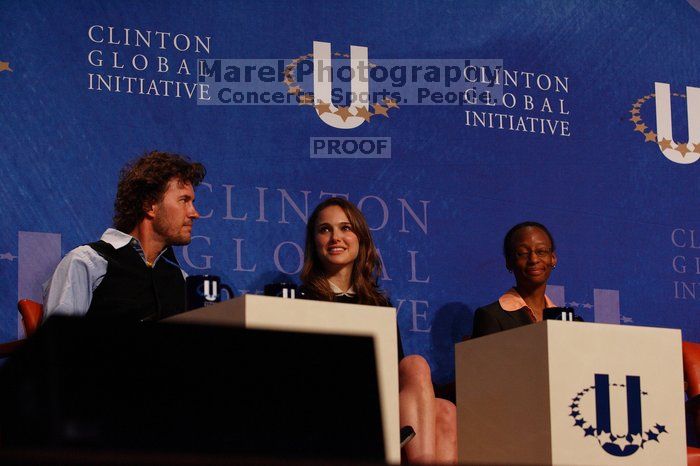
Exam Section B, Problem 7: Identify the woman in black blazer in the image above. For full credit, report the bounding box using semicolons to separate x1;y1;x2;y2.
473;221;559;338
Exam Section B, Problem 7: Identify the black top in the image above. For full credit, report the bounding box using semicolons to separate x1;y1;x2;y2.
87;240;186;322
471;300;534;338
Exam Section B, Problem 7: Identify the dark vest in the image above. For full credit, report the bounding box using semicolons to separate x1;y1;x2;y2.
86;240;186;322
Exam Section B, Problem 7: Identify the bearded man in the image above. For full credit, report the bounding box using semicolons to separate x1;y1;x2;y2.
43;151;205;321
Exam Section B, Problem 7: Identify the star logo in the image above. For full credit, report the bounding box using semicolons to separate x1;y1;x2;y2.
0;61;12;73
657;138;672;151
315;101;332;116
675;142;689;156
384;97;400;109
286;43;400;128
568;376;668;457
298;94;314;105
334;105;352;122
0;252;18;261
355;106;373;122
628;85;700;164
372;102;389;117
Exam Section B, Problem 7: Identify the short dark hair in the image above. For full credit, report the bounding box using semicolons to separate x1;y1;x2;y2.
503;221;556;259
113;151;206;233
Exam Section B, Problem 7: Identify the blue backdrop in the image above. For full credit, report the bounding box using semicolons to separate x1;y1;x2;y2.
1;0;698;383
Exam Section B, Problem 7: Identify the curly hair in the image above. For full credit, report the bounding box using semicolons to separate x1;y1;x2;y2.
301;197;389;306
113;151;206;233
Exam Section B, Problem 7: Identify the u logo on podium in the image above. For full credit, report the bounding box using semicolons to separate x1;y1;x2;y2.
568;373;668;457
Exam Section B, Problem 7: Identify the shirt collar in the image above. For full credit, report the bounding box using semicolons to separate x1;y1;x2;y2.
100;228;169;267
498;287;556;312
328;280;356;297
100;228;134;249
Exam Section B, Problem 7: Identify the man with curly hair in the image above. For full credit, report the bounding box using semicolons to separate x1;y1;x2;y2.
43;151;206;321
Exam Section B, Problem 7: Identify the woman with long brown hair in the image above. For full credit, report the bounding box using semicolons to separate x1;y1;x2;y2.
301;197;456;464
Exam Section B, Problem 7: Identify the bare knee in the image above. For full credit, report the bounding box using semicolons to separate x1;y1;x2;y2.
435;398;458;463
435;398;457;437
399;355;433;389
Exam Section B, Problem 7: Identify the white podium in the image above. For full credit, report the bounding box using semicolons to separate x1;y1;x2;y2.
455;321;686;465
166;294;400;463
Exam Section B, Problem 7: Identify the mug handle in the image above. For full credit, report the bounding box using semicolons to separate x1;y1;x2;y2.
220;284;234;301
